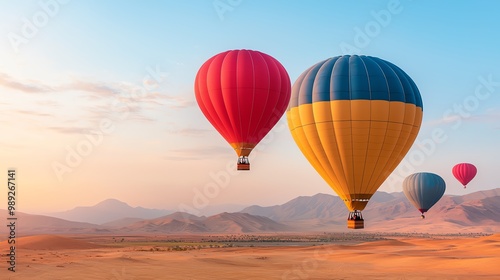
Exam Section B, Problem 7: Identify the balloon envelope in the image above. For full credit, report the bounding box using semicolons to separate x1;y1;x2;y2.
195;49;291;165
287;55;423;211
403;172;446;214
452;163;477;188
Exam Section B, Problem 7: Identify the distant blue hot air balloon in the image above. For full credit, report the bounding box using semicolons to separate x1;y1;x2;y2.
402;172;446;219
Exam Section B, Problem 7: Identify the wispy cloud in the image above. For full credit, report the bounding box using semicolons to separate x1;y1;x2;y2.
0;73;53;93
48;126;91;135
424;116;459;127
425;107;500;128
1;72;195;133
126;114;156;123
1;71;194;109
14;109;54;117
36;100;60;107
64;80;121;99
163;94;196;108
468;108;500;129
134;91;195;108
62;80;194;109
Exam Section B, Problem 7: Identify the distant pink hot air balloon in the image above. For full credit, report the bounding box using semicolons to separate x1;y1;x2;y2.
452;163;477;188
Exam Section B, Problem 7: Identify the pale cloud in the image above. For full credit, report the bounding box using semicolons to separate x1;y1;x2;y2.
14;109;53;117
1;71;193;109
61;80;194;121
126;114;156;123
0;73;53;93
425;107;500;128
64;80;121;99
1;72;195;134
424;115;460;127
468;109;500;130
62;80;194;110
48;126;91;135
163;94;196;108
35;100;60;107
467;108;500;122
137;91;195;108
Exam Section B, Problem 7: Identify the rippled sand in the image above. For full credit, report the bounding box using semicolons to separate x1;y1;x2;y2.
2;234;499;279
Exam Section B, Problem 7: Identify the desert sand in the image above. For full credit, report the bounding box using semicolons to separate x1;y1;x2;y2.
1;233;499;279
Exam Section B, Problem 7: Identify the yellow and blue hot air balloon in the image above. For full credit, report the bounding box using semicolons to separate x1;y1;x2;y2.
403;172;446;219
287;55;423;229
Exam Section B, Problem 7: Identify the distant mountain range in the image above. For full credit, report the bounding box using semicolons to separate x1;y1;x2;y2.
47;199;247;224
0;189;498;235
47;199;172;225
118;212;290;233
241;188;500;233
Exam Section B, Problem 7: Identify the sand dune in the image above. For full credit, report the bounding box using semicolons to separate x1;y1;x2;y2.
2;234;499;279
353;239;413;248
1;235;105;250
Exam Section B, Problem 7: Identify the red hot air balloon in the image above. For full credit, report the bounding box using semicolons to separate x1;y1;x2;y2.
452;163;477;188
195;50;291;170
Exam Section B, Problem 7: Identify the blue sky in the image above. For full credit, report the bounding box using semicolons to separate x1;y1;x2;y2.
0;0;499;213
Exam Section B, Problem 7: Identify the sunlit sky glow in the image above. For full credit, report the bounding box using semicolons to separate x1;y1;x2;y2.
1;0;499;213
